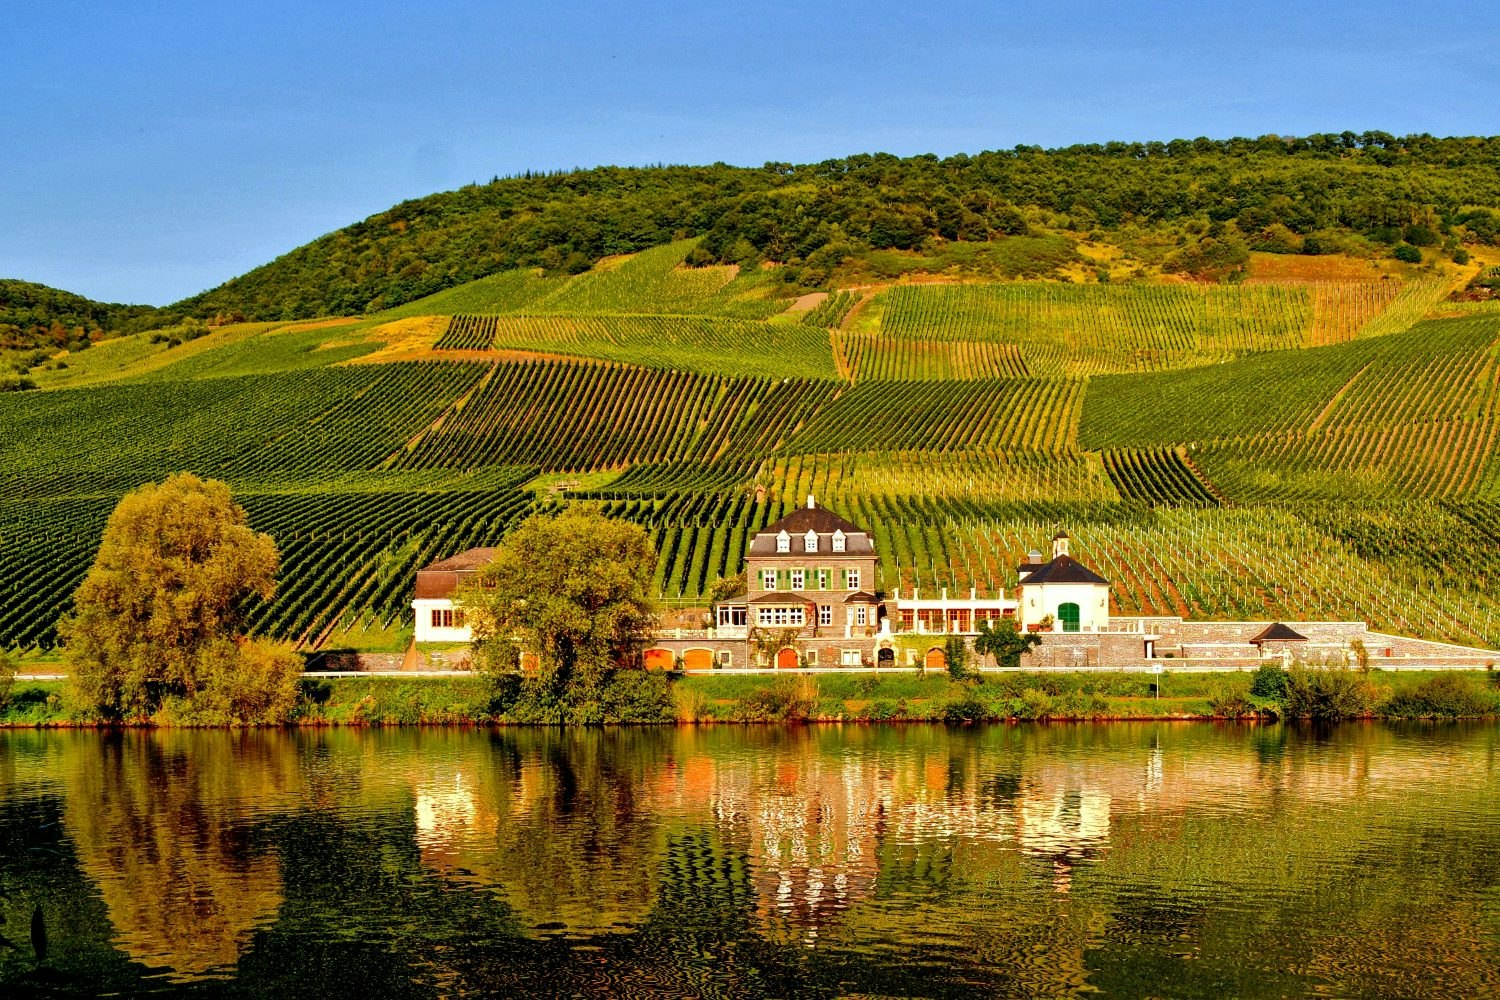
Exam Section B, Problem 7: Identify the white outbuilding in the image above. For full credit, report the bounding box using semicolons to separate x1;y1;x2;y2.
1016;531;1111;633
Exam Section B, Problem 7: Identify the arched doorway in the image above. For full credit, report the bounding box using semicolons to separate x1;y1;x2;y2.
1058;602;1081;633
877;647;895;666
924;646;946;670
683;648;714;671
644;648;675;671
776;647;799;670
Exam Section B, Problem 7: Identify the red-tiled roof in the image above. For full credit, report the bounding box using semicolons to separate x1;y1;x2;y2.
419;547;498;573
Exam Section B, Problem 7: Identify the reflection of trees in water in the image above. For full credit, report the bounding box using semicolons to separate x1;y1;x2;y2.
58;732;298;979
409;728;676;937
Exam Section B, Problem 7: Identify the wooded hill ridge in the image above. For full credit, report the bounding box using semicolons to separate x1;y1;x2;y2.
7;131;1500;346
0;279;161;355
179;133;1500;320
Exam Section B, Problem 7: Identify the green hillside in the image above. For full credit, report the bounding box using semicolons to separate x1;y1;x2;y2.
5;136;1500;657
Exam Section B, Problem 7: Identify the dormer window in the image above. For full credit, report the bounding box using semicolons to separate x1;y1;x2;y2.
803;530;818;553
776;530;790;553
832;530;846;553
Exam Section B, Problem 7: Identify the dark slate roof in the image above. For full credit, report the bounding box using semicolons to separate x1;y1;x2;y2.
1015;554;1109;587
843;591;878;603
747;504;875;556
762;505;867;537
418;547;498;573
1250;622;1308;644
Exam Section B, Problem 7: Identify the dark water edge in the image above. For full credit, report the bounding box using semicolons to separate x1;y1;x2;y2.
2;721;1498;997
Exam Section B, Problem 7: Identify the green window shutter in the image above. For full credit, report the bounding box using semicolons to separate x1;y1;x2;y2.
840;569;848;589
779;569;789;590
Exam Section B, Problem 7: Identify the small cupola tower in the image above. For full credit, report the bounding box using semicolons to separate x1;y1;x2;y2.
1052;530;1071;559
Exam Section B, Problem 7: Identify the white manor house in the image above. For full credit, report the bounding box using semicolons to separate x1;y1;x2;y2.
412;498;1494;670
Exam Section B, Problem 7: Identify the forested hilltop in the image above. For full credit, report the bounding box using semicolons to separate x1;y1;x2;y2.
0;280;160;354
176;132;1500;320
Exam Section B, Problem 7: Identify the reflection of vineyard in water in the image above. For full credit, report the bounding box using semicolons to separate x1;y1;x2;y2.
3;726;1498;995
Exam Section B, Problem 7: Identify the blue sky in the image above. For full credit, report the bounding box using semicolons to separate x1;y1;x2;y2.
5;1;1497;305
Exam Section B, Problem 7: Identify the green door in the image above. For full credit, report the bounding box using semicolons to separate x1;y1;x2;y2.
1058;602;1081;632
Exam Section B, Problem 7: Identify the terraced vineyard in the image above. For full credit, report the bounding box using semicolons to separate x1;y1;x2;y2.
3;245;1499;654
0;362;489;501
754;450;1118;505
803;290;862;328
442;313;838;378
877;283;1313;376
787;378;1083;453
396;361;840;472
435;315;497;350
836;332;1029;380
1102;448;1221;506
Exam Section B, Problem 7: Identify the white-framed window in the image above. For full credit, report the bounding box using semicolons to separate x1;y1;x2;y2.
846;568;860;590
761;569;777;590
855;606;868;627
790;569;805;590
818;605;833;626
804;649;818;667
816;568;829;590
804;530;818;553
431;608;465;629
776;530;791;553
756;606;806;627
717;650;733;668
832;530;846;553
841;649;862;667
717;605;747;628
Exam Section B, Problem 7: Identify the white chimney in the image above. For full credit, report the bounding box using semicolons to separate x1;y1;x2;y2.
807;494;816;509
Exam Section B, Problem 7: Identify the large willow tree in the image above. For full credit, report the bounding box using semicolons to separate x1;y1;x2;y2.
59;472;299;723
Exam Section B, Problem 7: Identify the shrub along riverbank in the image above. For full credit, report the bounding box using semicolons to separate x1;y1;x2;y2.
2;666;1498;727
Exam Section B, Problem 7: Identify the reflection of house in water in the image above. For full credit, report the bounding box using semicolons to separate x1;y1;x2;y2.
1017;786;1112;894
710;751;892;944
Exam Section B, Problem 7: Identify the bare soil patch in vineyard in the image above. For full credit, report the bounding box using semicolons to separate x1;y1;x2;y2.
1245;253;1393;283
788;292;828;313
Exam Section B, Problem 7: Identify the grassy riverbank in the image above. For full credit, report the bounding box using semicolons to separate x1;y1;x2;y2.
4;668;1499;727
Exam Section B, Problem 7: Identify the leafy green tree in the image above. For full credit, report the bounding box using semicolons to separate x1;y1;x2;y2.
1163;230;1251;281
944;634;972;681
1249;661;1289;699
59;473;292;722
462;507;658;706
1392;243;1423;263
0;648;15;714
973;618;1042;669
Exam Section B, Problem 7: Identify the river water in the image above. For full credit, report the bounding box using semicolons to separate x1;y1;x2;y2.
1;723;1496;997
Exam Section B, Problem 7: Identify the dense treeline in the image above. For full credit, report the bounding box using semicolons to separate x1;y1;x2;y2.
176;132;1500;320
0;279;161;352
